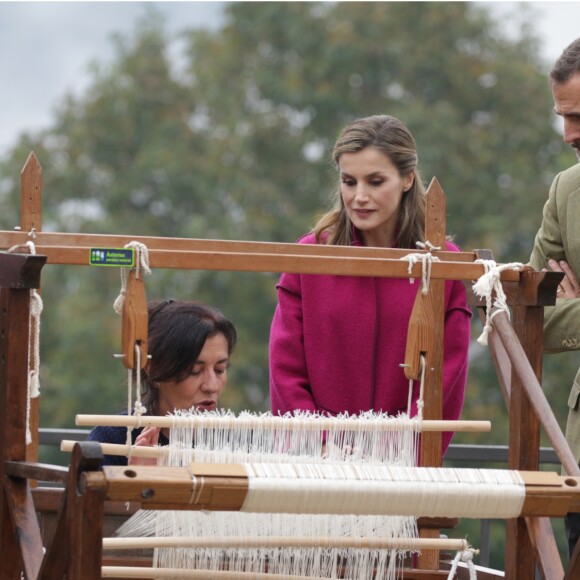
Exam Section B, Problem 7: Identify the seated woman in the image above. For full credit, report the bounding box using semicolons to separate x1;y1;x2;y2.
88;299;237;465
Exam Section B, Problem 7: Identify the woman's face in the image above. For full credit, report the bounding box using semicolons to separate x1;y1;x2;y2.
155;333;229;415
339;147;414;247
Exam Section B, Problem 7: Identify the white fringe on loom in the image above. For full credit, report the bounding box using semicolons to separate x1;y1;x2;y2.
116;409;422;579
117;512;417;579
162;409;421;467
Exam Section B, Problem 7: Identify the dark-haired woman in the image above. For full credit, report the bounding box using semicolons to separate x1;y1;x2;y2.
88;300;237;465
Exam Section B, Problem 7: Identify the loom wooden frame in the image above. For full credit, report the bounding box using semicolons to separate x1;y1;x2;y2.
1;152;580;579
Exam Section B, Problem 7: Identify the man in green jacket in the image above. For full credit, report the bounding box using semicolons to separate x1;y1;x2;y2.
529;37;580;557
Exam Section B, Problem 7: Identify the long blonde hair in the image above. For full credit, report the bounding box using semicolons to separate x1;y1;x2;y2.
314;115;425;248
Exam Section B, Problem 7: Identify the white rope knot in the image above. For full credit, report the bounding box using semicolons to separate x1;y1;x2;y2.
400;241;441;294
406;354;427;421
134;401;147;417
472;260;524;346
447;548;478;579
113;241;151;315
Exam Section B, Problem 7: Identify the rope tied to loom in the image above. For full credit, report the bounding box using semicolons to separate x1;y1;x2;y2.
400;241;441;294
25;239;43;445
113;241;151;315
125;343;148;452
111;241;151;450
472;259;524;346
406;354;427;421
447;548;478;579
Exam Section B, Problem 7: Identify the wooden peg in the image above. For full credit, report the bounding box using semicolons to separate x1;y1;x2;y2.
404;290;436;380
121;269;148;370
403;178;446;381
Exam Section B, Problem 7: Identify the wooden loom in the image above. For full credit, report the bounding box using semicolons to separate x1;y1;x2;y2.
1;153;580;579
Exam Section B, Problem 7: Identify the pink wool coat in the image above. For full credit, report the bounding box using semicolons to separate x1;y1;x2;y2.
269;232;472;455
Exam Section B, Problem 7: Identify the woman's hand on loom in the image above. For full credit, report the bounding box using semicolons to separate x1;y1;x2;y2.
128;426;160;466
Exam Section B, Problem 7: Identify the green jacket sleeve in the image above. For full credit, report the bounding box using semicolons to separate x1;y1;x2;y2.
529;168;580;353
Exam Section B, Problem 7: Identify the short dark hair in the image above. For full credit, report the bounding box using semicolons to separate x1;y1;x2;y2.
550;37;580;85
140;300;237;412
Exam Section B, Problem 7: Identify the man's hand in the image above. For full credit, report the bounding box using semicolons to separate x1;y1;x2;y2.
548;259;580;298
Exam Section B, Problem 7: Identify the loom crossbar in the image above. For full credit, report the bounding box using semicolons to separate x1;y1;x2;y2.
0;230;523;282
81;463;580;518
74;415;491;432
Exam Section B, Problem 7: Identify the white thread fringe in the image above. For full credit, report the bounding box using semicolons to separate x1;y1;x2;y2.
117;410;423;580
472;260;524;345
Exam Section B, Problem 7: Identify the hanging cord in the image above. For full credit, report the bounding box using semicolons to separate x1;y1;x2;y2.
472;259;524;346
447;548;479;579
407;354;427;420
111;241;151;451
126;343;147;452
400;241;441;295
25;239;43;445
113;241;151;315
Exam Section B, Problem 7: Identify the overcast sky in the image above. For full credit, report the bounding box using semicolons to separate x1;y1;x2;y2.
1;1;579;157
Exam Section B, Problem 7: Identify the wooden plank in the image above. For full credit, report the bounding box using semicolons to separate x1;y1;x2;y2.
0;243;525;282
493;311;579;475
0;289;31;462
4;460;68;484
0;231;524;282
20;151;43;235
121;269;148;370
0;285;32;580
526;516;564;579
0;252;46;289
3;477;44;579
0;229;480;261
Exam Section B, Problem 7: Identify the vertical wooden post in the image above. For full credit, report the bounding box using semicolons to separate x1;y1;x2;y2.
0;253;46;580
405;178;446;570
65;443;105;580
418;178;446;468
505;271;543;578
121;269;149;370
20;152;43;467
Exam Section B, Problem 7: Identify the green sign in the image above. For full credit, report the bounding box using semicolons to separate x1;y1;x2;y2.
89;248;134;267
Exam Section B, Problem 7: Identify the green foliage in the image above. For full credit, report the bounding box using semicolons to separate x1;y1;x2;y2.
0;2;578;568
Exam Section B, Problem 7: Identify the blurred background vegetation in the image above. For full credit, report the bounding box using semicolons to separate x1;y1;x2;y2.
1;1;578;569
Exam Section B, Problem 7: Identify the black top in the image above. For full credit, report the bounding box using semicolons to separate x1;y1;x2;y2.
87;416;170;466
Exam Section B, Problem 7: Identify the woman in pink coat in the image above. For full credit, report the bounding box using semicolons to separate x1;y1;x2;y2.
269;115;471;455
